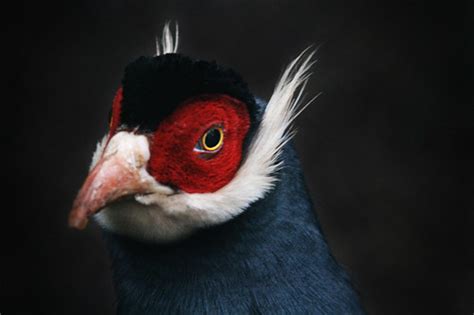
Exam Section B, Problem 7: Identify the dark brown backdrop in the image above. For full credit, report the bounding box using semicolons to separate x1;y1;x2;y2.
4;0;473;314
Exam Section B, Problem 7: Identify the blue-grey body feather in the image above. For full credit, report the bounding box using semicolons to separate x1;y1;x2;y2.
103;100;365;314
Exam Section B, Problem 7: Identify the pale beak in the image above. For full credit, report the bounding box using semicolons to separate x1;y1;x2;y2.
69;132;154;230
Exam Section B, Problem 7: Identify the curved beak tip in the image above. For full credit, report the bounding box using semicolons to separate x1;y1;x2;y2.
68;206;90;230
69;215;88;230
68;133;153;231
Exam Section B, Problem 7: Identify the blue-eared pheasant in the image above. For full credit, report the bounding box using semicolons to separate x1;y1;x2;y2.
69;24;364;314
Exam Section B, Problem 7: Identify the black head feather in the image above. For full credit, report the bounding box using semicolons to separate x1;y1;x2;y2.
119;54;259;132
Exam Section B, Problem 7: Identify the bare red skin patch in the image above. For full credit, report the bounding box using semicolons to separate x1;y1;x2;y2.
109;87;123;138
147;94;250;193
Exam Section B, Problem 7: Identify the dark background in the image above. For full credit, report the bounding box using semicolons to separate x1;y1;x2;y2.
4;0;472;314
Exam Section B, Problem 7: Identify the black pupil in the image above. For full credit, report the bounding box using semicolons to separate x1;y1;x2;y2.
205;128;221;149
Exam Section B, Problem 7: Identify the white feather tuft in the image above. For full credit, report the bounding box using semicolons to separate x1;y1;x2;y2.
90;135;108;171
155;22;179;56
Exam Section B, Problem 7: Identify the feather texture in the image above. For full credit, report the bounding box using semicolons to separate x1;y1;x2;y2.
155;22;179;56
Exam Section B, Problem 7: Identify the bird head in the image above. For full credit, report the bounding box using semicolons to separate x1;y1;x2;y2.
69;24;316;242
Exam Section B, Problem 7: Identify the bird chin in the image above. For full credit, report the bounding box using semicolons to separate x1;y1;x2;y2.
94;197;195;243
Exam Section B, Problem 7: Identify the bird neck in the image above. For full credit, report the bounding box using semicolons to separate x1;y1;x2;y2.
102;144;363;314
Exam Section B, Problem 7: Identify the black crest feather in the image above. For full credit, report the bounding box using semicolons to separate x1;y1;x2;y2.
120;54;258;132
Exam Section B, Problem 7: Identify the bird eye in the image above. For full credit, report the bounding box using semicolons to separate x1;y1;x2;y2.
196;127;224;152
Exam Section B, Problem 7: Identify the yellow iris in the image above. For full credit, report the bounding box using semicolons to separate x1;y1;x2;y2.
202;127;224;151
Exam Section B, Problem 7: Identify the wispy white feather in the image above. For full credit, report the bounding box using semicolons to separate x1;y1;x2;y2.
155;22;179;56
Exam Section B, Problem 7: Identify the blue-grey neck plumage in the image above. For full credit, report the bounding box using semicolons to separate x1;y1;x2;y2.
103;102;364;314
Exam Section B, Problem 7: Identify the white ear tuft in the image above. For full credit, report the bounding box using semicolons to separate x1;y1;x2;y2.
155;22;179;56
253;47;321;179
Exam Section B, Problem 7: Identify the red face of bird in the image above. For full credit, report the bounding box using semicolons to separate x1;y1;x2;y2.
69;24;315;242
69;93;250;230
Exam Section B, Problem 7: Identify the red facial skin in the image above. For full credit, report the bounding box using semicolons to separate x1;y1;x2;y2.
148;94;250;193
108;92;250;193
109;87;123;138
